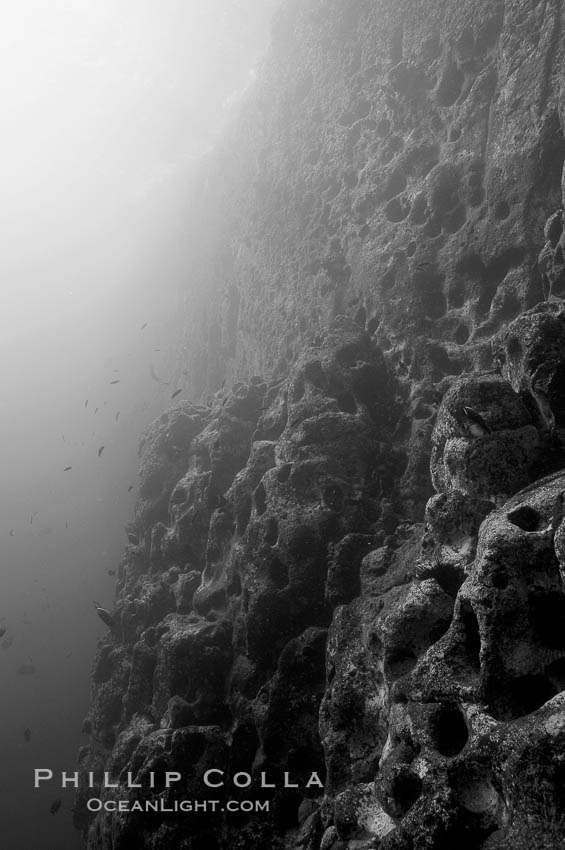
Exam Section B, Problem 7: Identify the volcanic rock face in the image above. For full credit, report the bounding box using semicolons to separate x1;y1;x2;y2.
79;1;565;848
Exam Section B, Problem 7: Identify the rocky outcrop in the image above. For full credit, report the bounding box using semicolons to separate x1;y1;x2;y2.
78;0;565;848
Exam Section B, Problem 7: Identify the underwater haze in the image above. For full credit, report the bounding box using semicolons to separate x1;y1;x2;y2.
0;1;277;847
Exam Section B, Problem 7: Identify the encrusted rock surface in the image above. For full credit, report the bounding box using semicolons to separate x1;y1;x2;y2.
78;1;565;848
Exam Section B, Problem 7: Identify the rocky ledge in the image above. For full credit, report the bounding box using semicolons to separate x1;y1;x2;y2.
75;0;565;846
75;301;565;849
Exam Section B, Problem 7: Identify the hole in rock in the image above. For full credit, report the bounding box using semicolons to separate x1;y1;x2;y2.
455;323;469;345
530;591;565;649
460;601;481;670
422;290;447;319
170;486;187;505
390;769;423;815
491;567;508;589
406;240;417;257
387;647;418;678
443;204;467;234
291;377;305;402
269;558;289;589
485;246;525;285
429;618;452;645
478;281;497;315
385;196;411;222
323;484;345;512
494;200;510;220
265;517;279;546
277;464;292;483
428;561;465;597
475;14;503;53
336;392;357;414
436;64;464;107
507;336;522;360
380;268;396;291
507;505;540;532
429;702;469;756
497;674;557;719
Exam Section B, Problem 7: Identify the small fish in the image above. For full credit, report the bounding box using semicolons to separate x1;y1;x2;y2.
127;485;134;493
171;389;183;399
84;400;88;408
0;627;6;639
107;569;116;576
50;799;62;815
30;512;38;525
115;412;120;421
98;446;105;457
63;466;72;472
461;405;491;437
141;322;148;330
17;662;36;676
9;529;14;537
110;380;120;385
65;521;69;529
93;601;114;629
23;728;31;743
2;635;14;650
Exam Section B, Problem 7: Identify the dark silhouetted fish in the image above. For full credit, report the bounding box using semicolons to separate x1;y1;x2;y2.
0;627;6;639
98;446;105;457
17;662;36;676
24;728;31;743
63;466;72;472
50;799;62;815
127;485;134;493
93;601;114;629
107;569;115;576
141;322;148;329
171;389;182;399
110;380;120;385
115;412;120;421
9;529;14;536
84;400;88;408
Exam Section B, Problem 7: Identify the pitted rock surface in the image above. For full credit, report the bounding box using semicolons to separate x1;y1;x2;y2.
79;1;565;848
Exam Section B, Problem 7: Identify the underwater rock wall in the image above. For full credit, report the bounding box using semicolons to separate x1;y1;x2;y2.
78;0;565;847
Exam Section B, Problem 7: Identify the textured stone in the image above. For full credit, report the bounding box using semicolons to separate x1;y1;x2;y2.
78;1;565;848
